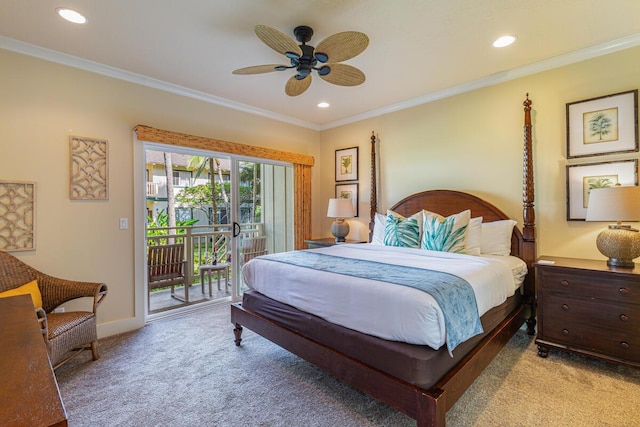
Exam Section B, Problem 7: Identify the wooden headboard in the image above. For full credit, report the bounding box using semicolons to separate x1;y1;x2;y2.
368;95;536;298
389;189;526;259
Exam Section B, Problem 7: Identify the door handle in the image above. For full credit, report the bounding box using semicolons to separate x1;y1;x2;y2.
232;222;241;238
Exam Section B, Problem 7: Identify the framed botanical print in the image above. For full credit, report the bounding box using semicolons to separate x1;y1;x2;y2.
335;147;358;182
566;159;638;220
566;90;638;158
335;182;358;217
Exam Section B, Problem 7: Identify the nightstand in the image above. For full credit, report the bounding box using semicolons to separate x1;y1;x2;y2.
535;256;640;368
304;238;367;249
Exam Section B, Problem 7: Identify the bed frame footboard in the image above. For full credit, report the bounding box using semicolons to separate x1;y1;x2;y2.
231;301;528;427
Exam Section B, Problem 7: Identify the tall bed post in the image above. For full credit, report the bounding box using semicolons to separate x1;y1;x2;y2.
522;94;537;334
369;131;377;242
522;94;535;241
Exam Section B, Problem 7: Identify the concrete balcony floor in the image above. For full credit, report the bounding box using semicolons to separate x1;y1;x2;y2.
149;279;231;314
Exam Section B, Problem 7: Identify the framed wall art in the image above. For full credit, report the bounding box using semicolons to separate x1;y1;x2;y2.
0;181;36;251
566;90;638;158
335;147;358;182
566;159;638;220
70;136;109;200
335;182;359;217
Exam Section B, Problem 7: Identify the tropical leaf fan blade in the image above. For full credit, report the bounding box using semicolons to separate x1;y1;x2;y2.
285;75;312;96
315;31;369;63
320;63;365;86
232;64;285;75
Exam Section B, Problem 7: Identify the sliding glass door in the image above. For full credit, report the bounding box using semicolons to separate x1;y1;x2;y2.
231;159;294;300
144;144;293;315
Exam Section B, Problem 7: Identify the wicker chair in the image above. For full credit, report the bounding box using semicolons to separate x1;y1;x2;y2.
0;251;107;370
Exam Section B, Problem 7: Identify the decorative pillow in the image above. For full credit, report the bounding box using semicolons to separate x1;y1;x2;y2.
481;219;517;256
371;213;387;245
421;210;471;253
383;210;421;248
0;280;43;309
464;217;483;255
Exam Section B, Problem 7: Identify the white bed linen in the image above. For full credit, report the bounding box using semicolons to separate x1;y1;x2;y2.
242;243;526;350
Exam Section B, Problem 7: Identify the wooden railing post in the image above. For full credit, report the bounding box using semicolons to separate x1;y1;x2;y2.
184;227;194;289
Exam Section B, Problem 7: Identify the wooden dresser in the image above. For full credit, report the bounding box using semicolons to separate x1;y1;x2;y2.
535;256;640;367
0;295;68;427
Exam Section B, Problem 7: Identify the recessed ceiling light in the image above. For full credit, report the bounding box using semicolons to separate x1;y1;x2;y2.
493;35;516;48
56;8;87;24
317;102;330;108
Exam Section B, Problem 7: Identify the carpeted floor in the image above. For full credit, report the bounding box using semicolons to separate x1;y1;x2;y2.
55;302;640;427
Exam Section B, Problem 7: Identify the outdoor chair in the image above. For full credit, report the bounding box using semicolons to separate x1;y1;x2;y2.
0;251;107;370
147;243;187;304
241;235;268;264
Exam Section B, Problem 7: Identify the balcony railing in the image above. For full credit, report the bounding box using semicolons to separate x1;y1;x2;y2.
146;182;159;197
146;223;263;313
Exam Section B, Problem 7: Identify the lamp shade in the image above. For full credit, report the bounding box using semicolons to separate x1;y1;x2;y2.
586;186;640;222
327;198;354;218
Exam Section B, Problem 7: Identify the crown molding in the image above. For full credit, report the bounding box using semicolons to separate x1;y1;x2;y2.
0;36;321;131
3;32;640;133
320;32;640;130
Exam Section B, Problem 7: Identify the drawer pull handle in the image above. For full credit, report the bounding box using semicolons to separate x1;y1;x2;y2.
561;304;569;311
620;314;629;321
560;280;569;287
620;342;630;350
619;287;629;294
562;329;569;336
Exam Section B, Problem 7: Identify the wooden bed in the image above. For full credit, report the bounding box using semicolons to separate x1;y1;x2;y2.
231;95;536;427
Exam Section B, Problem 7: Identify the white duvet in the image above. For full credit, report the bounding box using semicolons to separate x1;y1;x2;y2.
242;243;527;350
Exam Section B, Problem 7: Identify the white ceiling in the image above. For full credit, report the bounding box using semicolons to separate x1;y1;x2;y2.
2;0;640;130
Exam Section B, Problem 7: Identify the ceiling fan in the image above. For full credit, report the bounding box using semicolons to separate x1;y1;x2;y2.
232;25;369;96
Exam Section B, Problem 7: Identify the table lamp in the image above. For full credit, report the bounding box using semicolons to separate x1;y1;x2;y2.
585;185;640;268
327;198;354;242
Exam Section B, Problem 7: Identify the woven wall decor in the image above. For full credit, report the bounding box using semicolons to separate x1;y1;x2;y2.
0;181;36;251
70;136;109;200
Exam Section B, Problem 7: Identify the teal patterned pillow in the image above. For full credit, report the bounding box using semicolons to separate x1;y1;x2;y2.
421;210;471;253
383;210;421;248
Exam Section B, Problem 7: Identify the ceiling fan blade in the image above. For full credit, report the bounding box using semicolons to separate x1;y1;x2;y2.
232;64;287;75
319;63;365;86
315;31;369;63
254;25;303;57
285;75;312;96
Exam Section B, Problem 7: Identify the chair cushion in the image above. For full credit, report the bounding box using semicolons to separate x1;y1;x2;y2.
0;280;43;309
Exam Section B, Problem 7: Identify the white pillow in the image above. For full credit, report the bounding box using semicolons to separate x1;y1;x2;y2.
371;212;386;245
464;217;483;255
421;209;471;253
481;219;517;256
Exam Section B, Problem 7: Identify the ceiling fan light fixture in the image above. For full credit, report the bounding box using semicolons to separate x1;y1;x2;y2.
56;8;87;24
493;35;516;48
233;25;368;96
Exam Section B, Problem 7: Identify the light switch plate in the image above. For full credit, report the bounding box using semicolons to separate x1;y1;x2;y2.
119;218;129;229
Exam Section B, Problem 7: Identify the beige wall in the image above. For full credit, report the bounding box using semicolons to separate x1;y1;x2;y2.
3;45;640;337
319;46;640;263
0;49;320;336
